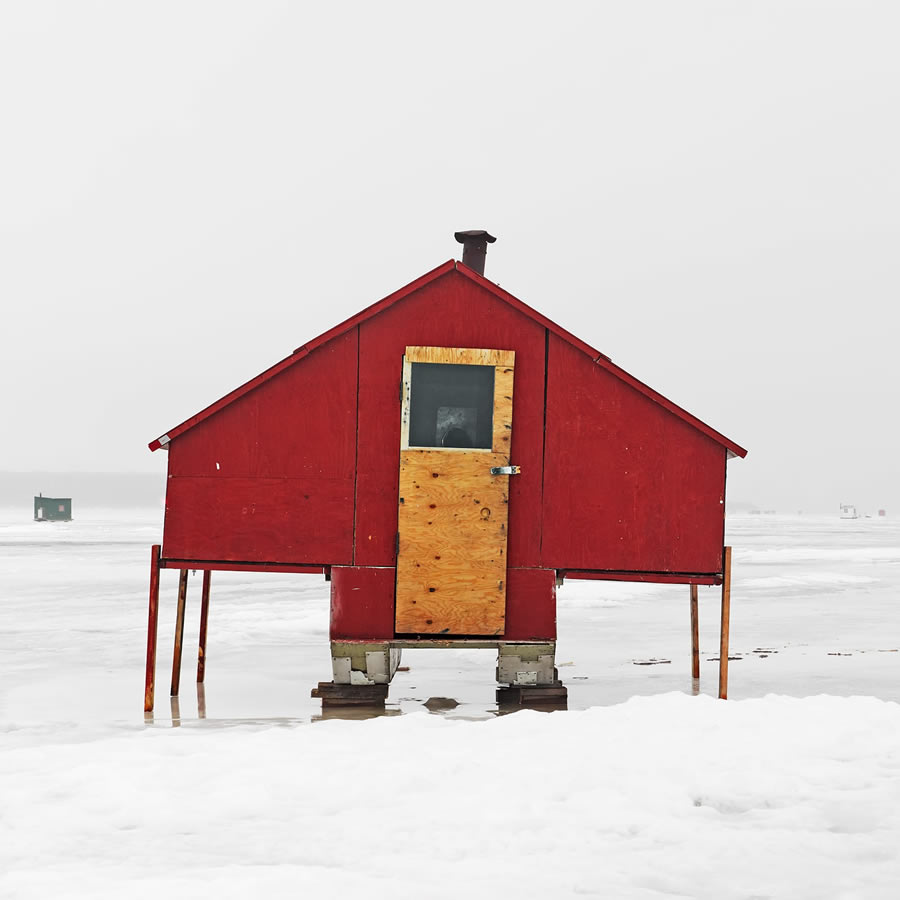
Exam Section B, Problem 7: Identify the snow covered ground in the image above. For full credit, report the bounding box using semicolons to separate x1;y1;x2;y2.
2;509;899;898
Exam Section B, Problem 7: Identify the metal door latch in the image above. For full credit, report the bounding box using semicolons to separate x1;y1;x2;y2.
490;465;521;476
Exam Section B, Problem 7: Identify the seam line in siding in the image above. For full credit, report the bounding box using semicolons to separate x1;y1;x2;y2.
538;327;549;566
351;325;361;565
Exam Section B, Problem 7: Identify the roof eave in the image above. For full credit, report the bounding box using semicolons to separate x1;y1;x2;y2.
148;258;747;459
595;355;748;457
148;260;458;452
148;345;312;451
453;263;610;362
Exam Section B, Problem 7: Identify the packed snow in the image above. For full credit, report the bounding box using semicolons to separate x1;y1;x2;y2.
2;509;899;898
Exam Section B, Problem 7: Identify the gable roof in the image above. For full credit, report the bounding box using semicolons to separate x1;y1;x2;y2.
150;260;747;458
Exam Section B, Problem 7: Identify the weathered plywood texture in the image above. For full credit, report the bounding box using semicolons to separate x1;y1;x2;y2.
493;363;514;456
405;346;515;367
395;450;511;635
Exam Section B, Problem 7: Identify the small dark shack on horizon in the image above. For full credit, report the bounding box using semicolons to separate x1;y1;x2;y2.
143;231;747;713
34;494;72;522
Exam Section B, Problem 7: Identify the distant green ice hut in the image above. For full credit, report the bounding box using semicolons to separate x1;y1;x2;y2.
34;494;72;522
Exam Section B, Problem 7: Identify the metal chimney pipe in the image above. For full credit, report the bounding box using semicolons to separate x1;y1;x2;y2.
454;230;496;276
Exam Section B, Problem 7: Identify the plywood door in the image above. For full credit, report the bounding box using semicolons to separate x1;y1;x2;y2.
395;346;515;635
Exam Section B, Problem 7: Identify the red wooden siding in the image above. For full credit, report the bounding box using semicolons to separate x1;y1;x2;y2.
330;566;555;642
503;568;557;640
162;330;358;564
541;334;726;575
330;566;396;640
157;264;738;583
354;269;546;568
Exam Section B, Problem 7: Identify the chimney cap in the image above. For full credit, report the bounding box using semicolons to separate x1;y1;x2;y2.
454;230;496;244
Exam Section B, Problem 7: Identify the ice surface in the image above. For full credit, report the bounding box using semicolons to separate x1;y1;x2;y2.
2;509;899;897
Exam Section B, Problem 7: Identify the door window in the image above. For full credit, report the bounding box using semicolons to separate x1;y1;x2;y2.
407;362;494;450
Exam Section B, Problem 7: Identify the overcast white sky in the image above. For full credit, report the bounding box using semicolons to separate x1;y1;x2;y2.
1;1;898;513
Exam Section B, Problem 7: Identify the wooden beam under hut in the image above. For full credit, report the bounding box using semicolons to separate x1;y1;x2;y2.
311;682;389;708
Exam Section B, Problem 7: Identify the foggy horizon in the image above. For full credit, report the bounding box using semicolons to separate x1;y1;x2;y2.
2;2;898;516
0;468;882;517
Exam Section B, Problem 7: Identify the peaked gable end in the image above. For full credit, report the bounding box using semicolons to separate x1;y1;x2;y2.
150;261;746;458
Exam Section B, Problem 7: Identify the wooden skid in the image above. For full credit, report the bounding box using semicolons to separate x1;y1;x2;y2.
496;683;568;707
564;570;721;586
160;559;325;574
311;682;389;707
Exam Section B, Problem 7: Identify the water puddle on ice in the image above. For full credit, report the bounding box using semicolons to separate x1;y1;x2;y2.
3;510;900;734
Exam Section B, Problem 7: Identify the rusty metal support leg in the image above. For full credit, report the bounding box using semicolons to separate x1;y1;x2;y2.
718;546;732;700
197;570;211;683
143;545;161;713
170;569;189;697
690;583;700;680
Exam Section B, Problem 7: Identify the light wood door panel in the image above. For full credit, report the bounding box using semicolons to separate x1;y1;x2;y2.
395;348;515;635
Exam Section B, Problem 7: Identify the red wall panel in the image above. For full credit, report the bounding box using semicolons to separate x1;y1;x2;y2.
163;329;358;563
503;568;557;640
330;566;396;640
354;269;546;567
541;334;726;574
163;475;353;563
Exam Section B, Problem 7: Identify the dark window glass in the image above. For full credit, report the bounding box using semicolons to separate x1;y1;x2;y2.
408;362;494;449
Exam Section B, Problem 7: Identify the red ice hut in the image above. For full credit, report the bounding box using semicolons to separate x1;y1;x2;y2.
144;231;747;712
